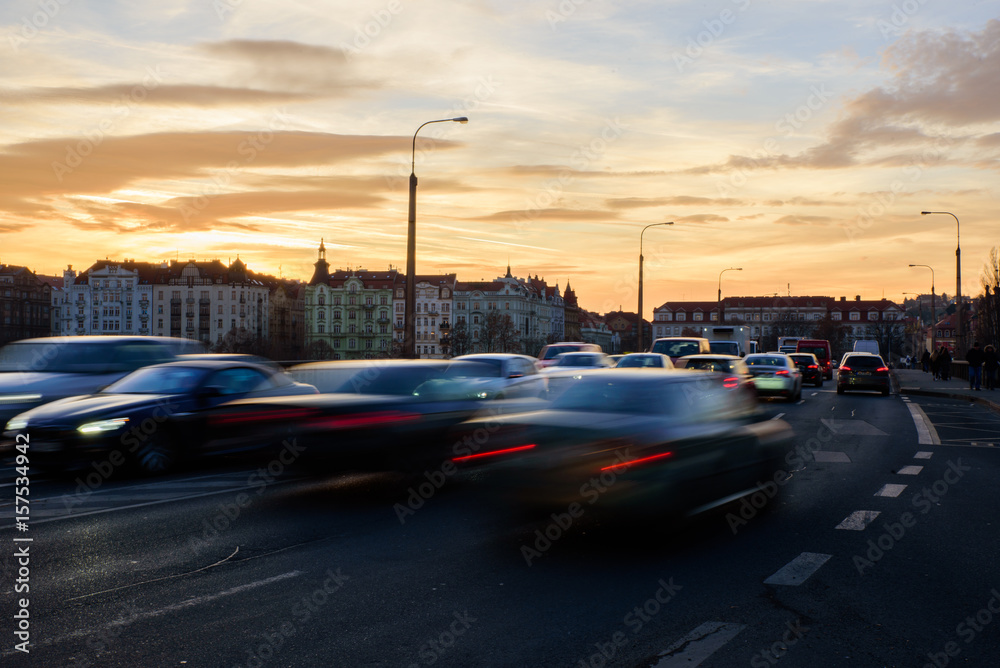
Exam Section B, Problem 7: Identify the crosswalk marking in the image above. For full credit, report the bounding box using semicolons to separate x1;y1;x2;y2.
914;451;933;459
897;465;923;475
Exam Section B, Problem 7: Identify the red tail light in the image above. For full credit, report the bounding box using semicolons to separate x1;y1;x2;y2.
308;411;421;430
808;365;818;369
453;444;536;463
876;367;889;374
602;451;673;471
723;376;739;389
839;366;852;372
775;370;790;376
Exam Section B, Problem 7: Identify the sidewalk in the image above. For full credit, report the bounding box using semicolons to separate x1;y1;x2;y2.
892;368;1000;413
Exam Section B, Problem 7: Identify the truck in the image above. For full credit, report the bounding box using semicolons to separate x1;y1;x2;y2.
697;325;752;357
853;340;880;356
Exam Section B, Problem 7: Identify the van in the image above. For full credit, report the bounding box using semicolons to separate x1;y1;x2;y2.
649;337;711;363
796;339;833;379
536;342;602;368
853;340;880;356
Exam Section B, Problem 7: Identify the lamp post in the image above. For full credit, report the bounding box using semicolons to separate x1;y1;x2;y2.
908;264;936;352
717;267;743;324
404;117;468;358
921;211;960;353
637;221;674;352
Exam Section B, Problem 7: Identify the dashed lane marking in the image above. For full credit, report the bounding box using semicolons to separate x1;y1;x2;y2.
813;451;850;463
897;465;924;475
914;451;933;459
875;484;907;497
652;621;747;667
835;510;881;530
764;552;832;586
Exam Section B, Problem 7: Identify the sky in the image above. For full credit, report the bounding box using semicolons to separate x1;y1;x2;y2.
1;0;999;319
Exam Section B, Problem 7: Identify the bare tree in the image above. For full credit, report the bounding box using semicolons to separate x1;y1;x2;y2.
975;247;1000;347
449;320;472;357
482;311;520;353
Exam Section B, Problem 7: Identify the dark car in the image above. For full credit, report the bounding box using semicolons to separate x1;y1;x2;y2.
837;353;891;396
675;354;758;403
0;336;203;432
450;370;794;518
788;353;824;387
204;360;540;473
1;359;317;475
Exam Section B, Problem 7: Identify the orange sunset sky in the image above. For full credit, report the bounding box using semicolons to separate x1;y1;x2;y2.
1;1;998;318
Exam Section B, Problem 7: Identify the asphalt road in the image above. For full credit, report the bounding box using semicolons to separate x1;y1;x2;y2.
2;387;999;667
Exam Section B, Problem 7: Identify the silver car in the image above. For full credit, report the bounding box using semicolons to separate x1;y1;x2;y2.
743;353;803;402
449;354;548;399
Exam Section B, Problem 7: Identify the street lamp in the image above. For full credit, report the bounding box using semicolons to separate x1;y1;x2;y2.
637;221;674;352
717;267;743;323
908;263;936;352
921;211;960;352
404;116;468;358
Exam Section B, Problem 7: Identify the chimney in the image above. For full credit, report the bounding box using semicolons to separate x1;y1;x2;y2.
855;295;861;301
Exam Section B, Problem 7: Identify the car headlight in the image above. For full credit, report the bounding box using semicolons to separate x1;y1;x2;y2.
77;417;130;435
5;417;29;431
0;394;42;405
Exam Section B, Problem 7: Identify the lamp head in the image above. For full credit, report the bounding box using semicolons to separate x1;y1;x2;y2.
453;117;469;124
920;211;931;215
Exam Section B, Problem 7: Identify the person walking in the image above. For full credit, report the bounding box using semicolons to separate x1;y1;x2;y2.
930;348;941;379
921;350;931;373
966;342;984;390
983;344;997;391
940;347;952;381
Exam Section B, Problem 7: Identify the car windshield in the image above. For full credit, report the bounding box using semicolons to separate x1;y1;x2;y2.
553;353;602;367
684;358;731;372
104;366;207;394
844;356;884;368
332;365;450;395
789;355;814;365
541;345;584;360
746;356;787;367
0;341;111;373
651;340;701;357
616;355;661;368
799;346;827;358
444;360;503;378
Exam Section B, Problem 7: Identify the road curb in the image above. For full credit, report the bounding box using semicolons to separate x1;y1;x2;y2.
893;373;1000;414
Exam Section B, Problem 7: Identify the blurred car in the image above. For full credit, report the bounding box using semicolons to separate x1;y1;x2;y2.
787;353;824;387
450;370;794;517
204;360;540;473
674;354;757;402
608;354;626;366
648;337;711;363
743;353;803;402
536;342;602;368
614;353;674;369
1;359;317;475
0;336;197;433
541;351;615;372
837;353;891;396
450;354;547;398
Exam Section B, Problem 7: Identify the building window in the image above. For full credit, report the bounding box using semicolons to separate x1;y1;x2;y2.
832;312;841;321
318;323;325;333
694;312;703;321
850;312;860;321
676;313;685;321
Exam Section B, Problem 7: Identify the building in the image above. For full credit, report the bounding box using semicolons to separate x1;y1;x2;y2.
603;310;650;353
403;275;456;359
267;280;306;360
0;264;52;344
579;310;612;350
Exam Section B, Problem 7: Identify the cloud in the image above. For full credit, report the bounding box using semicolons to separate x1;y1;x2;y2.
7;84;319;107
675;214;728;224
605;195;750;209
475;208;620;223
773;215;834;226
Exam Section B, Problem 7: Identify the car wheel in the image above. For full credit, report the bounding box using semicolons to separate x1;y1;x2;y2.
881;388;890;396
837;386;845;395
131;430;177;475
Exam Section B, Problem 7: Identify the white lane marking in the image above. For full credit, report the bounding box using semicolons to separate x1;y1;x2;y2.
771;412;785;421
653;621;747;667
875;484;907;497
914;451;933;460
810;392;818;396
813;451;851;463
906;403;941;445
798;399;805;404
897;465;924;475
764;552;831;586
835;510;881;530
0;571;302;657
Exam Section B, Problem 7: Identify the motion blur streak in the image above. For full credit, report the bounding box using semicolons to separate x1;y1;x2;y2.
601;451;673;471
452;444;537;463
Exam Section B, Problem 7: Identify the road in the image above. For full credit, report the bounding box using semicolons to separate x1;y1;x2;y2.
2;387;999;667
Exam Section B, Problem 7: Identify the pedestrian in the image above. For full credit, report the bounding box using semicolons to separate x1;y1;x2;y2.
930;348;941;379
984;345;998;391
940;347;952;381
921;350;931;373
966;342;984;390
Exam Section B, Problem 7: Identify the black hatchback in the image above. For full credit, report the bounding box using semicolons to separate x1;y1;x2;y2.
788;353;824;387
837;353;891;396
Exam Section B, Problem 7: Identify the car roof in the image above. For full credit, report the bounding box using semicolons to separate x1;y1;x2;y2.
454;354;533;361
8;335;186;345
147;359;280;372
679;354;740;360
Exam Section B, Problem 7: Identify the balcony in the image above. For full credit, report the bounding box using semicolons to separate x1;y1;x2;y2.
439;322;451;330
186;297;195;305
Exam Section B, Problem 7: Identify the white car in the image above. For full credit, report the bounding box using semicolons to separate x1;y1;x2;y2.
542;351;615;372
743;353;803;402
614;353;674;369
449;354;548;399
